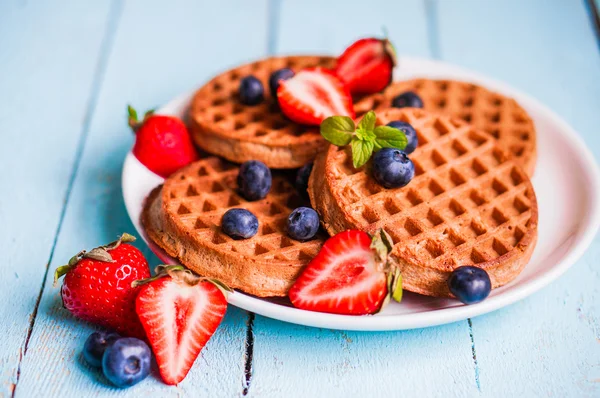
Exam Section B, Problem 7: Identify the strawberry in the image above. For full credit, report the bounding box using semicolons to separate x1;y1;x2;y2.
54;233;151;339
288;229;402;315
134;266;229;385
128;105;199;178
277;67;355;126
335;37;397;95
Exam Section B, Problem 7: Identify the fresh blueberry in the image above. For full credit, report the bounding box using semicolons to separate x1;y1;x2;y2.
391;91;423;109
287;207;319;241
83;331;120;368
222;209;259;239
372;148;415;189
269;68;295;98
386;121;418;154
295;163;313;197
447;266;492;305
239;75;264;105
102;337;151;388
238;160;272;201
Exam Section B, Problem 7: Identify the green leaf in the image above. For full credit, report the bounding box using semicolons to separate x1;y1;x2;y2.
373;126;408;151
320;116;355;146
358;110;376;133
351;138;374;169
127;105;138;122
355;128;376;142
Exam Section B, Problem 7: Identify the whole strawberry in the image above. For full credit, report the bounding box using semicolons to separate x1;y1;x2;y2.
335;36;397;95
128;105;199;178
54;233;151;339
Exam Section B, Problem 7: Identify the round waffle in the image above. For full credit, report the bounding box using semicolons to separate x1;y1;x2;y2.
309;108;538;297
142;156;326;297
354;79;537;176
189;56;336;169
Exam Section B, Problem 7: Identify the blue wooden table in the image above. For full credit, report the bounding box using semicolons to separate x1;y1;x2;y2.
1;0;599;396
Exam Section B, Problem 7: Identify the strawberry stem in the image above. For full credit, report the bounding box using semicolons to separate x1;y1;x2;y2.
131;265;233;296
127;105;155;133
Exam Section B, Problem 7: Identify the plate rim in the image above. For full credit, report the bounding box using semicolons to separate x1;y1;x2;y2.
122;55;600;331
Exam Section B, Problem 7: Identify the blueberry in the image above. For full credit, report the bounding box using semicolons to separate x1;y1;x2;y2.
372;148;415;189
239;76;264;105
295;163;313;197
83;331;120;368
238;160;272;201
269;68;295;98
386;121;418;154
102;337;151;388
287;207;319;241
222;209;259;239
391;91;423;109
447;266;492;305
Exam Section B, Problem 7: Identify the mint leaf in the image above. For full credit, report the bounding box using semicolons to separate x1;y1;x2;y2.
320;116;355;146
358;110;376;133
355;128;376;142
351;138;374;169
373;126;408;151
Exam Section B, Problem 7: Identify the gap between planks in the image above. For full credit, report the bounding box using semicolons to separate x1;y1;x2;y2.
10;0;125;397
584;0;600;49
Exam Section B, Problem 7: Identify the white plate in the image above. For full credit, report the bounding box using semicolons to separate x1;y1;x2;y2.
122;56;600;331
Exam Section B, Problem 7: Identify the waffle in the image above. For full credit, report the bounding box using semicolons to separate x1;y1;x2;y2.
189;56;336;169
141;156;326;297
354;79;537;176
309;108;538;297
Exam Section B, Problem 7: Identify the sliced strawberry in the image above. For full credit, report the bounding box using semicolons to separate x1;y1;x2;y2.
277;67;355;126
289;230;392;315
135;268;228;385
335;37;397;95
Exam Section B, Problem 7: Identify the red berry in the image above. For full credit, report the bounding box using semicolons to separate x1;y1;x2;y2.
335;37;396;95
129;106;198;178
135;267;228;385
55;234;150;339
277;67;355;126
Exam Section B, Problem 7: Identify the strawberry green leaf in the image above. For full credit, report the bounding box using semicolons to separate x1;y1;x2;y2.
358;110;376;133
373;126;408;151
320;116;355;146
351;138;374;169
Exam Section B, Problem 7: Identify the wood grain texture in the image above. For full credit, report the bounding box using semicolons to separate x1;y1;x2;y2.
0;1;112;395
13;0;270;396
246;1;479;397
434;0;600;396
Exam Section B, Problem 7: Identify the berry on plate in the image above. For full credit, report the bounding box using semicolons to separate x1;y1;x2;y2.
128;106;198;178
386;121;418;154
391;91;424;109
447;266;492;304
295;162;313;197
83;331;121;368
135;266;229;385
269;68;295;98
288;229;402;315
54;233;150;339
239;75;264;105
335;37;397;95
277;67;355;126
102;337;151;388
287;207;319;241
237;160;272;201
221;208;259;239
372;148;415;189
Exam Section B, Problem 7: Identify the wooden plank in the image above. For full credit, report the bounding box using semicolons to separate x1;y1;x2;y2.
0;1;113;396
435;0;600;396
14;0;269;396
247;1;478;397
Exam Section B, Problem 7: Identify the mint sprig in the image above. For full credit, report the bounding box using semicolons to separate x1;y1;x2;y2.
320;110;408;168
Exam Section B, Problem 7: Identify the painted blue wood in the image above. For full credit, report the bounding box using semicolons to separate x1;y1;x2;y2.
247;1;479;397
0;1;113;396
434;0;600;396
13;0;269;396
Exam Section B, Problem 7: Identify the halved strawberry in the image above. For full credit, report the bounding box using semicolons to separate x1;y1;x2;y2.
288;230;402;315
335;37;397;95
277;67;355;126
135;266;228;385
